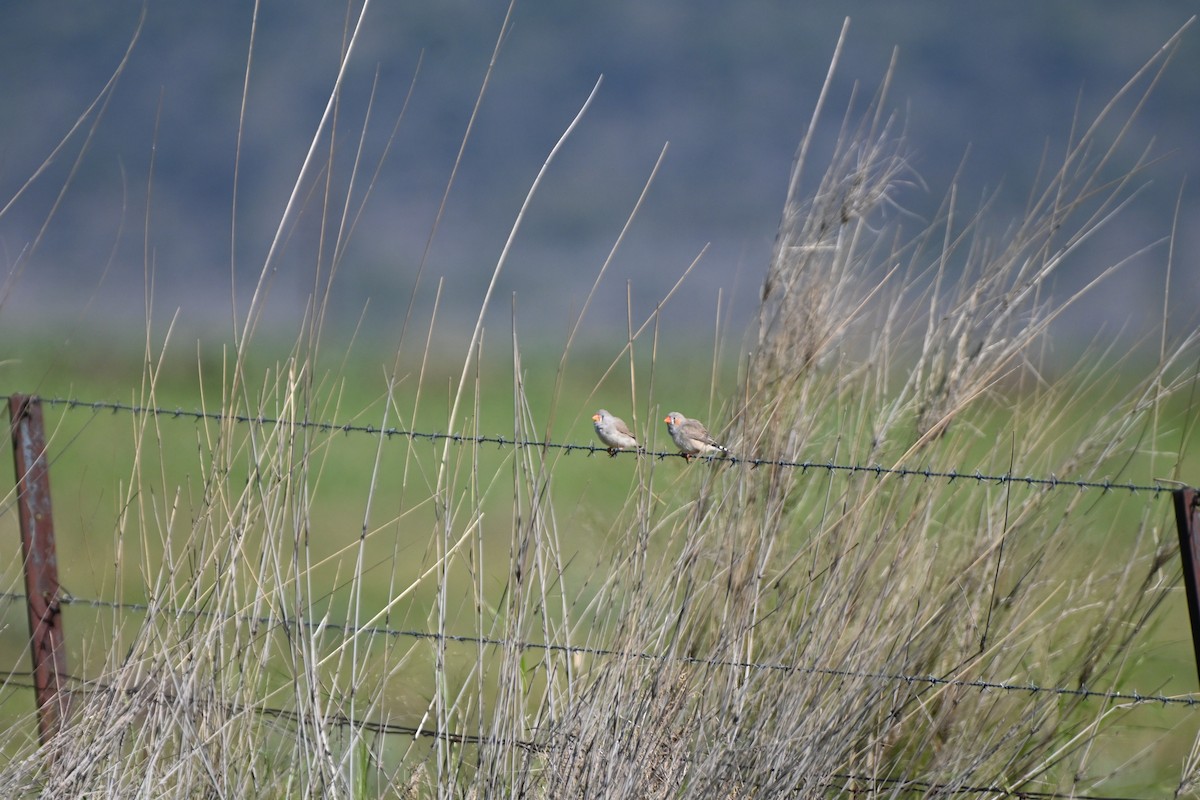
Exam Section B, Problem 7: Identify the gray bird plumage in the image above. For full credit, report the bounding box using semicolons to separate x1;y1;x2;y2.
664;411;729;460
592;409;640;456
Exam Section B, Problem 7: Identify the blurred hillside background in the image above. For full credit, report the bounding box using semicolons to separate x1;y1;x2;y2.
0;1;1197;353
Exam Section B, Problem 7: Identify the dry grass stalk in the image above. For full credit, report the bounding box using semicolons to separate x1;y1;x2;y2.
1;16;1197;800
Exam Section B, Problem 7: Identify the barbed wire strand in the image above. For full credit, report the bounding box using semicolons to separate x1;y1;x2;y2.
12;394;1175;495
0;671;1152;799
0;394;1183;797
1;591;1191;710
822;773;1145;800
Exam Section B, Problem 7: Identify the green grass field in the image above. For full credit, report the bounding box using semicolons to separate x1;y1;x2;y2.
2;19;1199;798
2;320;1198;796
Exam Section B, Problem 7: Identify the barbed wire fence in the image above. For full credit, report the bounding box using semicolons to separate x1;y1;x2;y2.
20;395;1180;494
0;589;1193;709
0;664;1150;800
4;393;1199;799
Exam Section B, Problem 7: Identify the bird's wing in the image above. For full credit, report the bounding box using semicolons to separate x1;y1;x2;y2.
682;419;715;444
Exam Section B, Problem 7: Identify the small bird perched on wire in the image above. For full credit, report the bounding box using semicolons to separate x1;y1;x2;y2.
592;409;641;457
664;411;729;461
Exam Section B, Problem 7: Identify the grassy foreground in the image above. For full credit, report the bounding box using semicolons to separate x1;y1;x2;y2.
3;21;1200;800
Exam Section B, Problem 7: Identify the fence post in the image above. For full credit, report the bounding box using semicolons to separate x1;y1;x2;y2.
1173;487;1200;687
8;394;69;746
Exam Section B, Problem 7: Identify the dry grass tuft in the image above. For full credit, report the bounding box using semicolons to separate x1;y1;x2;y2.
2;17;1198;800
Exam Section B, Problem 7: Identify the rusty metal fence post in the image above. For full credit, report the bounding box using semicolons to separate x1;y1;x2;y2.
8;394;68;746
1173;487;1200;687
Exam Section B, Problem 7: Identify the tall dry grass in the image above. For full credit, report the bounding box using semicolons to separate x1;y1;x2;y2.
2;13;1198;800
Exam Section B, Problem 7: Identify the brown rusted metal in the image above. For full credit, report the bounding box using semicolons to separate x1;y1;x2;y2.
1173;487;1200;687
8;395;68;746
